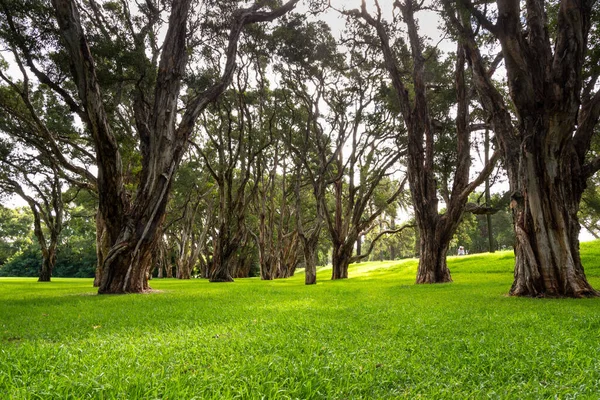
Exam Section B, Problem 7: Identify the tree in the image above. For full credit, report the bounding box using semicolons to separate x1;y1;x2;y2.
449;0;600;296
272;15;342;284
0;159;64;282
348;0;499;284
163;158;215;280
194;77;272;282
1;0;300;293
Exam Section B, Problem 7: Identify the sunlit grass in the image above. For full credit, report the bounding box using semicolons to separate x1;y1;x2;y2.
1;241;600;399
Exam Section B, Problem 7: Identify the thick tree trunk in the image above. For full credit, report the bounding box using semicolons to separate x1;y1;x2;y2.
304;249;317;285
508;144;598;297
302;234;319;285
331;242;352;280
52;0;299;294
453;0;600;297
98;220;161;293
177;259;191;279
209;231;235;282
415;227;452;284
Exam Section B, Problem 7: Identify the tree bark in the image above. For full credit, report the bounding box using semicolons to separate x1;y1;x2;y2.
94;212;109;286
303;239;318;285
508;131;597;297
38;248;56;282
484;129;495;253
415;219;452;283
209;221;235;282
331;241;353;280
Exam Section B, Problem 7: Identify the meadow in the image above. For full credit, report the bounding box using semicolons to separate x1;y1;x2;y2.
1;242;600;399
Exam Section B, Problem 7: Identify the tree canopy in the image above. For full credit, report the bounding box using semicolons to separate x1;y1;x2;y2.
0;0;599;298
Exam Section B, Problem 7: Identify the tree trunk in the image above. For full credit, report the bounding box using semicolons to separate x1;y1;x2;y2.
98;221;161;293
454;1;600;297
331;241;352;280
209;228;235;282
177;259;191;279
52;0;300;294
304;246;317;285
94;212;110;287
415;225;452;284
484;129;495;253
508;143;598;297
38;249;56;282
300;232;319;285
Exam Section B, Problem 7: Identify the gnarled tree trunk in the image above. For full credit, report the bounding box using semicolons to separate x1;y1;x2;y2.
453;0;600;297
508;128;596;297
353;2;498;285
209;222;236;282
415;217;452;283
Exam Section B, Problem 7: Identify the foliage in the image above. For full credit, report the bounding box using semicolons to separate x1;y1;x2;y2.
0;196;97;278
1;241;600;398
0;241;96;278
452;192;514;254
0;205;33;265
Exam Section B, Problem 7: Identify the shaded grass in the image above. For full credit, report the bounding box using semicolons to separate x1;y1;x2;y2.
1;242;600;399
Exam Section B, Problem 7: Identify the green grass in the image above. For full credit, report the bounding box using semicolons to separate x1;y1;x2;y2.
1;242;600;399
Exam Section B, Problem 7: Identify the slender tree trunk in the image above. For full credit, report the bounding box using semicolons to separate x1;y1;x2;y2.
94;213;109;286
276;233;299;279
484;129;495;253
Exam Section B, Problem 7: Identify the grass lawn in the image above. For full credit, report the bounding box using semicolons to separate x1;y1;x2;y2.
1;242;600;399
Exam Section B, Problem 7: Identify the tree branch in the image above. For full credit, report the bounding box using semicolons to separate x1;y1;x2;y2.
350;223;416;263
